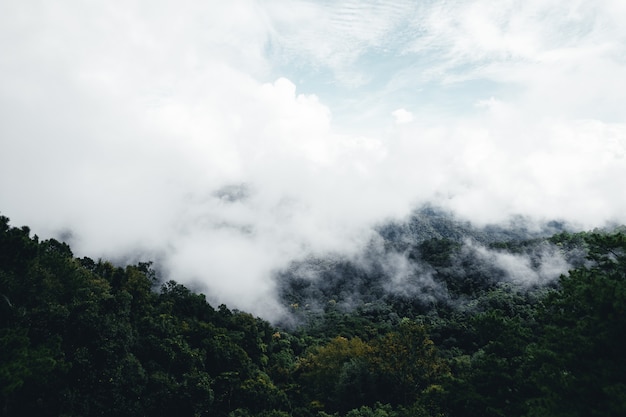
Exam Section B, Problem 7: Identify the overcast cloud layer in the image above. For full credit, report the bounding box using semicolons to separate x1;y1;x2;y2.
1;0;625;319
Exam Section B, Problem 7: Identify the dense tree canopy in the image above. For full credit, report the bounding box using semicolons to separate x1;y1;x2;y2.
1;212;625;416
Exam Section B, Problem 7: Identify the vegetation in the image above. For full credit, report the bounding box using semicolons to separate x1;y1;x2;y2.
1;212;625;416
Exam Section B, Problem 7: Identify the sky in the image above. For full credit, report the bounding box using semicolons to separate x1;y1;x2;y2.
1;0;625;319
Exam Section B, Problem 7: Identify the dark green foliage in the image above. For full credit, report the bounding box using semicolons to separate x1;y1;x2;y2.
525;231;626;417
0;216;269;416
2;212;626;417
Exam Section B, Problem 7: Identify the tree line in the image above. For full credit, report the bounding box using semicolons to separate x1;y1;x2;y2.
1;213;625;416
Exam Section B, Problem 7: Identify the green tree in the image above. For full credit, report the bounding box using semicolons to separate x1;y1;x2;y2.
528;232;626;417
372;320;448;406
298;335;373;411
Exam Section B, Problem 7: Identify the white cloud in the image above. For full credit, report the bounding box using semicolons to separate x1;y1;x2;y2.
1;0;625;320
266;0;415;85
467;240;571;286
391;108;414;124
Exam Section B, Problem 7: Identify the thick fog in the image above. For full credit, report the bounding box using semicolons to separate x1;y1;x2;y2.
1;1;625;320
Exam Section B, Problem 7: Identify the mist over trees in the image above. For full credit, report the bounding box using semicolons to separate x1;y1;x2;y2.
1;209;625;416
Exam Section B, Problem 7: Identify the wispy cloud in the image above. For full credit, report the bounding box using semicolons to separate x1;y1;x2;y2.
266;1;415;85
464;239;570;287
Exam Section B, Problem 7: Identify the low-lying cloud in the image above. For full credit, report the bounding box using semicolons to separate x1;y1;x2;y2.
463;240;571;287
1;1;625;320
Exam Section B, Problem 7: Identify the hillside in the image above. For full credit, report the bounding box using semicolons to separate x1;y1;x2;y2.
1;212;625;416
276;206;582;328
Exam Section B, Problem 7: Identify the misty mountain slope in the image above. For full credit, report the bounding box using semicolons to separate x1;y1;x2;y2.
275;206;585;327
3;212;626;417
377;205;570;248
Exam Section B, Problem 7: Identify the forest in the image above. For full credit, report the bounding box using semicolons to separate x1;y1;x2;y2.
1;209;625;417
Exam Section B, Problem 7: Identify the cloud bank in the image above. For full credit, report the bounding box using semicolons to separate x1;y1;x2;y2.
1;0;625;319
